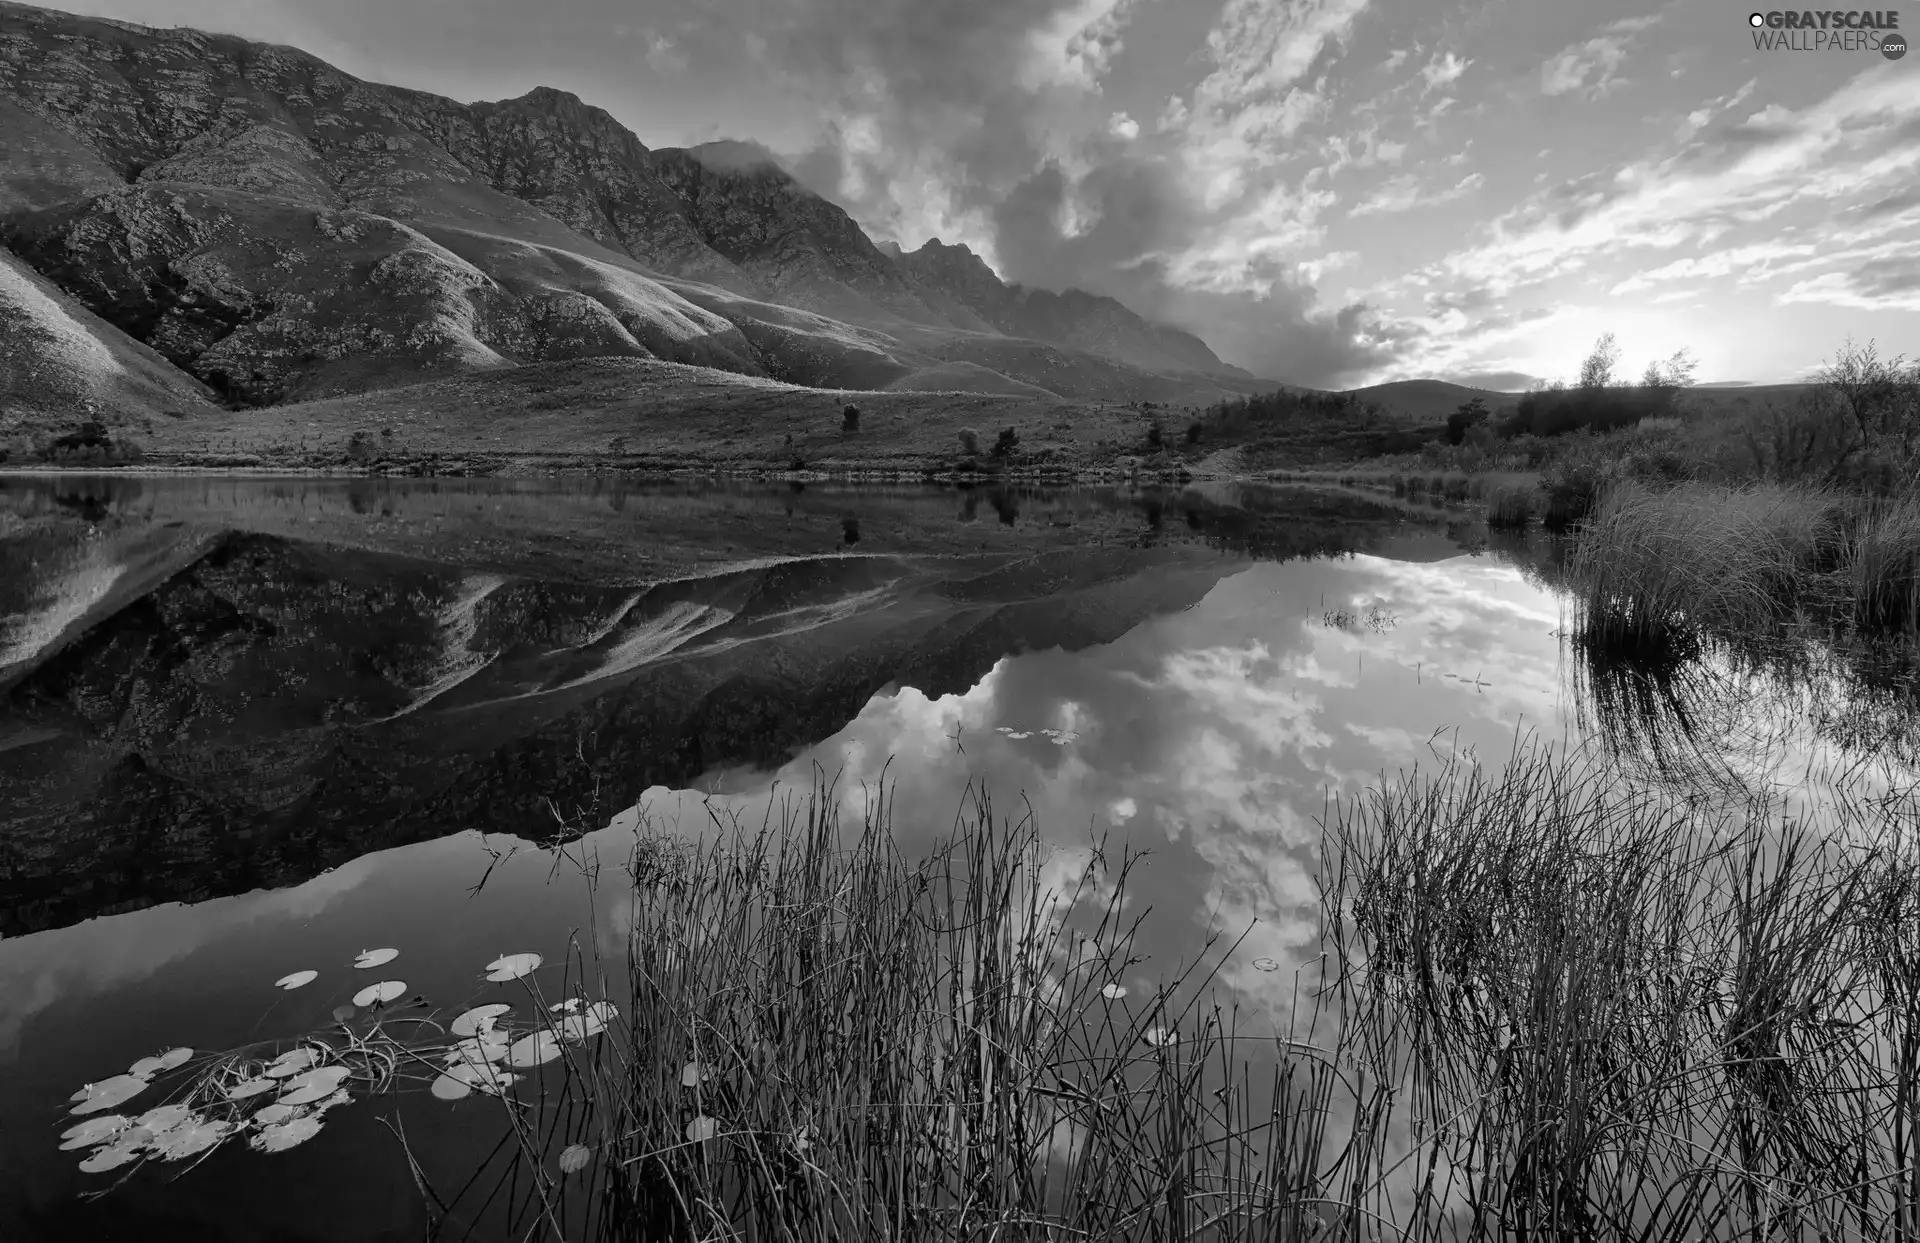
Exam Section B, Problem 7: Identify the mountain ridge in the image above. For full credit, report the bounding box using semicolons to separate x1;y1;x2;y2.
0;0;1269;431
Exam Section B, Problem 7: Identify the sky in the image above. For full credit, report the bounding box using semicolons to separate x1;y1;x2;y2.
40;0;1920;387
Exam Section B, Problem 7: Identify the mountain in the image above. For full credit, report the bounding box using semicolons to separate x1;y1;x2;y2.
0;1;1264;433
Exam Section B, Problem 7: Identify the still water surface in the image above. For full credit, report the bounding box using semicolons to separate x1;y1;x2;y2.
0;474;1891;1240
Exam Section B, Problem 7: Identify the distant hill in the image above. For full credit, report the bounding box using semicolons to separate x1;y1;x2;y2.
1341;379;1519;422
0;0;1265;433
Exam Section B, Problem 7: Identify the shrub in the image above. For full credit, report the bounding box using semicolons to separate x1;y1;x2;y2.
991;425;1020;458
841;404;860;434
957;427;980;456
1184;421;1203;445
1145;420;1164;449
347;430;378;464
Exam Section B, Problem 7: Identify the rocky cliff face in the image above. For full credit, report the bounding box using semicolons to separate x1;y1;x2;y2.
0;0;1256;420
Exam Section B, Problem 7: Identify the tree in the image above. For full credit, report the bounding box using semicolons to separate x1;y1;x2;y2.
958;427;980;455
991;426;1020;458
1577;332;1621;390
1446;396;1490;444
1819;336;1917;454
841;403;860;434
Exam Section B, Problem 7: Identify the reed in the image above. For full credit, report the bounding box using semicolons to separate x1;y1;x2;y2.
1484;482;1537;529
451;738;1920;1241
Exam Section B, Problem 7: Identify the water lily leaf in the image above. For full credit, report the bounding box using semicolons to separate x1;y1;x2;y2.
793;1126;816;1154
251;1116;323;1153
331;1004;357;1024
685;1116;719;1142
275;970;319;990
58;1115;130;1150
1100;983;1127;1000
1143;1027;1175;1047
70;1075;151;1115
79;1141;145;1173
353;948;399;969
314;1089;352;1112
134;1103;194;1135
266;1048;323;1078
447;1061;517;1093
278;1066;353;1105
154;1119;230;1161
225;1078;278;1100
351;980;406;1007
445;1035;509;1065
128;1047;192;1077
505;1031;561;1067
450;1003;512;1037
681;1062;709;1088
251;1103;304;1127
1252;958;1279;972
484;953;541;982
430;1074;472;1101
559;1143;592;1174
276;1082;337;1108
548;998;583;1013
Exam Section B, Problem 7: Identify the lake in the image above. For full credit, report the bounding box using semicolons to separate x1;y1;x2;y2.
0;473;1907;1240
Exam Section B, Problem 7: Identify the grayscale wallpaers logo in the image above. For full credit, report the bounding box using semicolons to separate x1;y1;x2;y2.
1748;10;1906;57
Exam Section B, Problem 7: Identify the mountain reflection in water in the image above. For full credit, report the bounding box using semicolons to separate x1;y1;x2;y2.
0;474;1471;936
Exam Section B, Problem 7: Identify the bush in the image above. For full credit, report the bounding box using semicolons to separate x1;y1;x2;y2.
991;425;1020;458
1446;397;1490;445
1146;420;1164;449
958;427;980;456
841;404;860;434
1184;421;1203;445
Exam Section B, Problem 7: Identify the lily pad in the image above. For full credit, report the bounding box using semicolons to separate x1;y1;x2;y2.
275;970;319;990
559;1143;592;1174
445;1035;509;1065
1143;1027;1175;1047
314;1089;353;1112
430;1073;473;1101
505;1031;561;1067
548;998;583;1013
685;1116;719;1142
278;1066;353;1105
129;1048;193;1077
251;1116;323;1153
154;1119;229;1161
225;1077;278;1100
1100;983;1127;1000
556;1012;606;1040
450;1004;512;1037
266;1048;323;1078
330;1004;357;1024
484;953;542;982
79;1141;146;1173
252;1102;304;1127
681;1062;709;1088
70;1075;151;1115
58;1115;130;1150
351;980;406;1007
134;1103;194;1134
352;948;399;969
446;1061;517;1093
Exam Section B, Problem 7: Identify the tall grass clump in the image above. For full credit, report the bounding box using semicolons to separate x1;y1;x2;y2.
1569;480;1841;656
1324;733;1920;1240
1484;481;1537;529
481;768;1343;1242
1843;494;1920;640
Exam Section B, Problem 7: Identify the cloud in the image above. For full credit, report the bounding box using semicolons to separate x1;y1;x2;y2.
1107;111;1139;140
1419;50;1470;94
1349;171;1482;217
1539;13;1661;99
